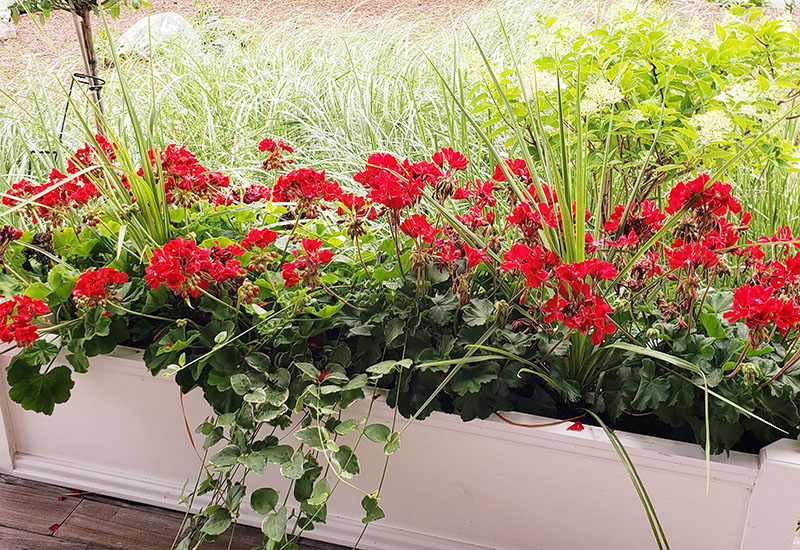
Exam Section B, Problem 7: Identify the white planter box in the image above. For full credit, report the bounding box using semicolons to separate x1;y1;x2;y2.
1;349;800;550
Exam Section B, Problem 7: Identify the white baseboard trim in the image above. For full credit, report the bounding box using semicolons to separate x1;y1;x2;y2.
9;452;492;550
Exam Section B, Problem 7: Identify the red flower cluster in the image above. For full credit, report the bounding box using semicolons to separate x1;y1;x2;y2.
665;174;741;217
500;243;555;289
214;185;273;207
337;193;379;239
400;214;440;243
271;168;343;215
604;201;665;244
432;147;469;171
72;267;128;310
454;179;497;229
241;228;278;250
724;285;800;347
493;158;531;184
543;260;617;345
3;169;99;225
282;238;333;289
665;240;719;271
505;184;560;241
145;238;244;299
354;153;428;211
143;145;230;207
67;135;117;186
0;296;49;348
259;138;294;171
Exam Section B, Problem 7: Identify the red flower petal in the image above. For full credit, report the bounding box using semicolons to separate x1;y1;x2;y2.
566;421;585;432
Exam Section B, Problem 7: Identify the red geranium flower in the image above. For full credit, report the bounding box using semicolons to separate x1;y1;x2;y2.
241;228;279;250
500;243;554;288
492;158;531;184
0;295;50;348
665;174;741;217
142;145;230;207
463;245;488;268
665;240;719;271
72;267;128;310
145;238;215;298
400;214;440;244
282;238;334;289
355;153;424;212
258;138;294;171
272;168;342;215
724;284;800;347
432;147;469;171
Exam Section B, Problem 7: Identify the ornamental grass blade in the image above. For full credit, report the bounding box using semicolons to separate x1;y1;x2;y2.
584;410;670;550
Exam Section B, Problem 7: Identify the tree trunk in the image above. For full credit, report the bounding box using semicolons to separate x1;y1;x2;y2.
72;8;106;135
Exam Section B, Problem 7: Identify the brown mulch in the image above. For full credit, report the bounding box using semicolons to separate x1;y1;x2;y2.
0;0;485;81
0;0;797;83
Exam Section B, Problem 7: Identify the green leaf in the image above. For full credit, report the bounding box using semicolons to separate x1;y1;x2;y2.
238;452;266;474
244;388;267;404
280;450;305;479
261;506;287;541
699;313;726;339
307;478;331;506
384;432;401;455
631;363;670;411
262;445;294;464
295;427;328;451
332;446;360;477
24;282;52;300
66;352;89;374
462;298;495;326
363;424;391;443
334;419;360;435
295;362;320;380
200;508;231;536
367;359;412;376
7;358;73;415
210;445;240;469
264;386;289;406
360;495;385;524
450;363;499;395
245;352;272;372
230;374;252;396
250;488;279;514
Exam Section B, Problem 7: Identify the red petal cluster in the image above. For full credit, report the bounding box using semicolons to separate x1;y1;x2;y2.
400;214;440;243
665;174;741;216
354;153;428;211
258;138;294;171
145;238;244;298
432;147;469;171
3;169;99;225
272;168;342;215
143;145;230;207
72;267;128;308
0;296;49;348
282;238;334;288
724;285;800;341
241;228;278;250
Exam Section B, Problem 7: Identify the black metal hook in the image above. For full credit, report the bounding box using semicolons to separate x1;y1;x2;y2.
27;72;107;176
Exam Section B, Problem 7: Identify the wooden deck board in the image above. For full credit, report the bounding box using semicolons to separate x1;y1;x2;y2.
0;475;348;550
0;479;81;536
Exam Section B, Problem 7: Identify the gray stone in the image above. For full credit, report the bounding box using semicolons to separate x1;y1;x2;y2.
0;20;14;41
0;0;14;41
118;12;197;56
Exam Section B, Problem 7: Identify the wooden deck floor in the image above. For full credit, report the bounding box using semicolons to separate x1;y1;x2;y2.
0;474;346;550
